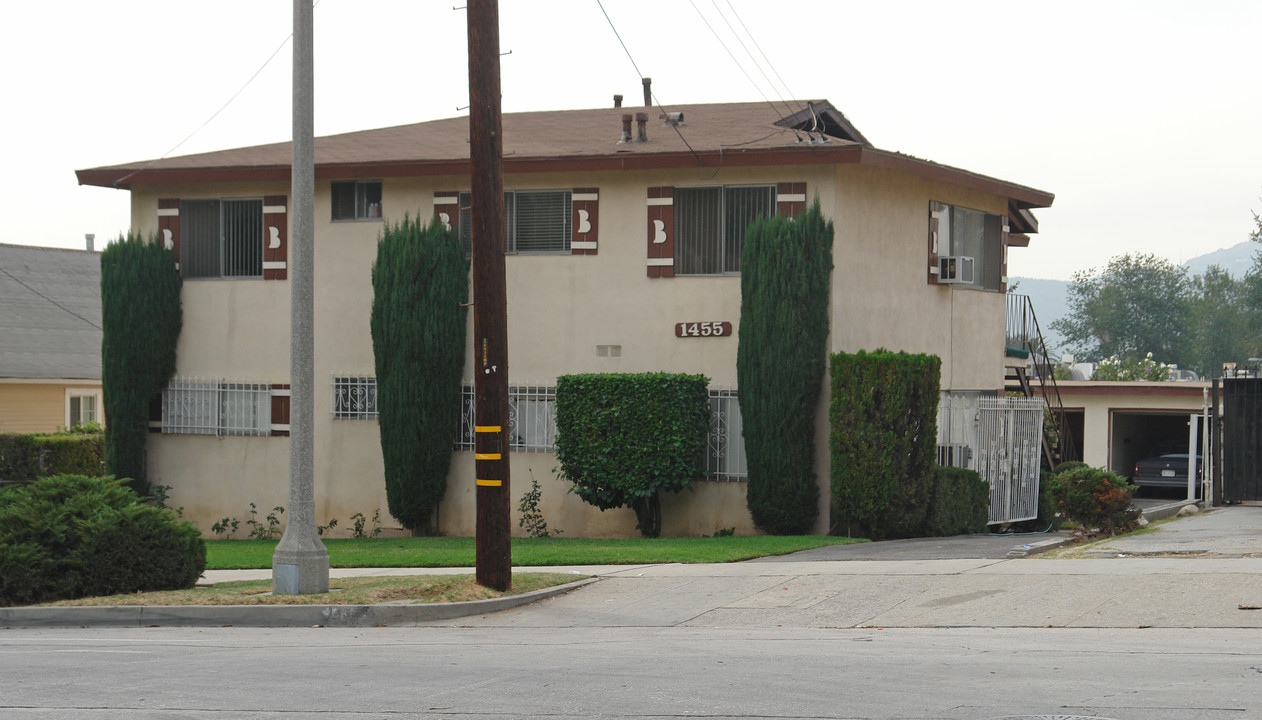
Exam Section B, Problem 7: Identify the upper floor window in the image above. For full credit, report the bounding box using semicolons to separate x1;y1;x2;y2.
931;201;1003;291
675;185;775;275
180;199;263;278
458;190;572;254
332;181;383;221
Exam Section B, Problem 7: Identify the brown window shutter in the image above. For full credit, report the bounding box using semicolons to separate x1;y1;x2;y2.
927;202;943;286
148;393;164;434
262;196;288;280
776;182;806;218
434;191;460;233
646;186;674;278
270;384;290;437
157;199;180;272
571;188;599;255
1000;214;1010;293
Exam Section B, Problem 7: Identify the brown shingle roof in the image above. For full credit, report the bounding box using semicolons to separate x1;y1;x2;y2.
76;100;1053;208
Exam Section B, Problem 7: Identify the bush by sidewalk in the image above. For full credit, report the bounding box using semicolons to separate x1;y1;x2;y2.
0;474;205;606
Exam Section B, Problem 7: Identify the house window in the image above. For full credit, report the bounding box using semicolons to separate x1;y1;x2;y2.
455;384;557;452
332;375;378;419
332;181;383;221
180;199;264;278
162;377;271;436
66;390;101;429
675;185;775;275
931;201;1004;291
706;386;747;481
458;190;572;254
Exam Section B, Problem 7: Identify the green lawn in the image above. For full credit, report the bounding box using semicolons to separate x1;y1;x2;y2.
205;535;865;570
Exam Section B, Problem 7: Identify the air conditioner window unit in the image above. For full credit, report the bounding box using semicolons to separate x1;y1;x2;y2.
939;255;975;284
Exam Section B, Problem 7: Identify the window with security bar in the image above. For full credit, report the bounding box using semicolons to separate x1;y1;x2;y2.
675;185;775;275
179;199;264;278
332;375;378;419
458;190;571;254
706;386;747;481
162;378;271;436
454;384;557;452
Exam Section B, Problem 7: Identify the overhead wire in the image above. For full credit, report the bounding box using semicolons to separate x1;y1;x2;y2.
723;0;803;115
0;264;102;331
111;0;322;188
708;0;801;119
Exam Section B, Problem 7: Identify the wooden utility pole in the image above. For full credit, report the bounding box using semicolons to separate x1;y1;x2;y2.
467;0;511;591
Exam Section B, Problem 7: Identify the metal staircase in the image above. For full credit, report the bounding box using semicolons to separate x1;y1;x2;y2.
1005;293;1076;470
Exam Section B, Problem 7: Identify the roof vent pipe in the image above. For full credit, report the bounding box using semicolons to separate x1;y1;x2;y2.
614;94;623;108
85;233;95;252
620;114;633;143
642;77;652;106
635;112;648;142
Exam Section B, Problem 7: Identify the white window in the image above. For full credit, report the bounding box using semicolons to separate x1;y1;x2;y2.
332;375;378;419
162;378;271;436
332;181;383;221
675;185;775;275
706;386;747;481
458;190;572;254
456;384;557;452
180;199;264;278
65;389;102;429
931;201;1004;291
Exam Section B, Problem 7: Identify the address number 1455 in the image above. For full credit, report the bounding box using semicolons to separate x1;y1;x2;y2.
675;321;733;338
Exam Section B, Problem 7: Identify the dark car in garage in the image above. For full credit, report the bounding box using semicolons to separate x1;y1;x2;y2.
1133;452;1203;494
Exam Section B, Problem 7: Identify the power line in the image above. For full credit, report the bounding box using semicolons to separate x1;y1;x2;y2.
721;0;802;114
112;0;322;187
687;0;791;128
709;0;800;118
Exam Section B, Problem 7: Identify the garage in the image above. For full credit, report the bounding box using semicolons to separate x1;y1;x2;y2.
1109;410;1204;483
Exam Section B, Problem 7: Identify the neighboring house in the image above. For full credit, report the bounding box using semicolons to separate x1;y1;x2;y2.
0;243;103;434
77;98;1053;537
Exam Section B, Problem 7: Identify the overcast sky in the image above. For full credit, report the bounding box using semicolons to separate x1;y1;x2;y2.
3;0;1258;280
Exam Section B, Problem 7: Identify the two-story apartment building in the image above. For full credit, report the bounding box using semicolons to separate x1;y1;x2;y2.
77;98;1053;537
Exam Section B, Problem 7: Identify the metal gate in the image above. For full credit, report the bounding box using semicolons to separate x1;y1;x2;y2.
976;397;1045;524
1218;378;1262;502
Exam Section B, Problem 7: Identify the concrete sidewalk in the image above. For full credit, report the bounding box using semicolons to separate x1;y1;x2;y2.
4;504;1260;630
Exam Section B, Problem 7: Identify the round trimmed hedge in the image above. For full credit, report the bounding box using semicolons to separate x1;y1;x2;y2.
0;474;206;606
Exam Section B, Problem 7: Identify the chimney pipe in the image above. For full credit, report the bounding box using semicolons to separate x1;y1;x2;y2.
642;77;652;106
620;114;633;143
613;94;623;108
635;112;648;142
84;233;95;252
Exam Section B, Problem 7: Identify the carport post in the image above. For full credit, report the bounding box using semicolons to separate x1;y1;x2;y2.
1187;412;1200;502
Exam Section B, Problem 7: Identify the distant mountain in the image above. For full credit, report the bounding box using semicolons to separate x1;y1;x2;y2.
1011;241;1258;358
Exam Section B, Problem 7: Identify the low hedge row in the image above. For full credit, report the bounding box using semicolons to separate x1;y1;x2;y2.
0;432;105;484
0;474;205;606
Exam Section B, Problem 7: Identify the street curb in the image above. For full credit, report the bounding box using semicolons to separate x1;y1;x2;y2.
0;577;599;629
1006;537;1074;557
1141;500;1202;523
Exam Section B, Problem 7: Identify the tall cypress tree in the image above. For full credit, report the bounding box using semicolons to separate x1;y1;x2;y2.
100;232;182;494
370;216;467;534
737;199;833;534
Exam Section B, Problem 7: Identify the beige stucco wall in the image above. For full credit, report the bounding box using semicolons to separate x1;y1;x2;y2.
131;162;1019;538
0;381;103;434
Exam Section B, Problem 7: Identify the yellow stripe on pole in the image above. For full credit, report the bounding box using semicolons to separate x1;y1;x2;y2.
476;479;502;487
475;453;501;460
475;425;501;433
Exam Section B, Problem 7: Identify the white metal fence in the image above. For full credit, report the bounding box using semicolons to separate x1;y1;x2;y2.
937;393;1045;524
163;377;271;436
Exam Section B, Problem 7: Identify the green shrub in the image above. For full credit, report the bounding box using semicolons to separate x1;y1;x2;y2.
829;349;941;539
922;466;990;536
0;433;39;483
1047;465;1141;536
0;474;205;606
101;232;182;495
555;373;709;538
738;198;833;535
371;215;467;535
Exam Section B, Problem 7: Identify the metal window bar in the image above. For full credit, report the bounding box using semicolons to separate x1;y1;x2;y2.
163;377;270;436
454;383;556;453
936;391;979;470
332;374;378;419
707;385;748;481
